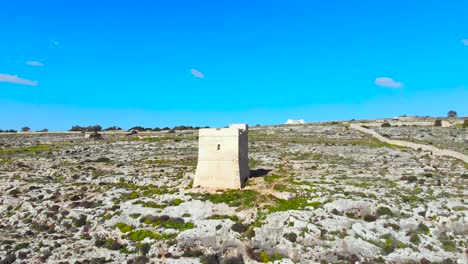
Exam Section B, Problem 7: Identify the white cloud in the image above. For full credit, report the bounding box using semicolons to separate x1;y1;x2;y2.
191;69;204;78
374;77;403;89
462;39;468;46
26;61;44;66
0;73;38;86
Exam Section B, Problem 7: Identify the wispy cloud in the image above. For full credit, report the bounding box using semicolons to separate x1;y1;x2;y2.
26;61;44;66
0;73;38;86
53;41;59;46
191;69;204;78
374;77;403;88
462;39;468;46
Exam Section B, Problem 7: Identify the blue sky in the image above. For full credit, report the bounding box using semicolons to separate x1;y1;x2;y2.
1;0;467;130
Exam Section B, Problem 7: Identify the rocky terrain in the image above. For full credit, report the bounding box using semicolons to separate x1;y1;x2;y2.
371;126;468;156
0;121;467;264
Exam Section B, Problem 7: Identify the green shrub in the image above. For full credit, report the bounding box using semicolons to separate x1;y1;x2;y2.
73;214;87;227
407;176;418;183
284;232;297;242
410;233;420;244
142;201;166;209
418;223;430;234
441;240;456;252
130;213;141;219
170;198;183;206
364;215;377;222
231;223;247;233
377;207;393;216
309;201;322;209
272;253;283;261
14;242;30;250
95;157;111;163
259;251;270;263
115;222;133;233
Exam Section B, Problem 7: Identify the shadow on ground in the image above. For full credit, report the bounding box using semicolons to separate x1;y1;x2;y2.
249;169;272;178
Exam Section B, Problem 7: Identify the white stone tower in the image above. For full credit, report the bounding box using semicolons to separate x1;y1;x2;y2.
193;124;249;189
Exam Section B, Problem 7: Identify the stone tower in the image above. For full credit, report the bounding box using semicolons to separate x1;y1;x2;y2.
193;124;249;189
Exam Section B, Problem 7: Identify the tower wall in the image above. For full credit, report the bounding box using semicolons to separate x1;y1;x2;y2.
193;124;249;189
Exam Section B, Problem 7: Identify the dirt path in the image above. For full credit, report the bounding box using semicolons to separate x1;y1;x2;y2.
350;124;468;163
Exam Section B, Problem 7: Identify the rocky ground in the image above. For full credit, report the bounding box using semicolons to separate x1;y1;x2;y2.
0;122;467;264
371;126;468;156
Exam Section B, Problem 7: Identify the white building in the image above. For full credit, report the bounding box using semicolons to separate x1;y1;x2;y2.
285;119;305;125
193;124;249;189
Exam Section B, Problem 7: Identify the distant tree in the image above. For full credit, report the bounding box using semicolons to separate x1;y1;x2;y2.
21;127;31;132
1;129;17;133
129;126;146;132
69;125;102;132
447;110;458;118
104;126;122;131
88;125;102;132
434;119;442;127
38;129;48;132
173;125;193;131
69;125;83;132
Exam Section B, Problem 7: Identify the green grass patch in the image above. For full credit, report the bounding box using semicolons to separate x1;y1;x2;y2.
142;201;166;209
152;218;194;231
119;246;139;254
190;190;261;208
377;234;408;255
267;196;317;212
127;230;176;241
258;251;283;263
0;145;51;157
264;174;283;184
272;183;289;191
0;159;12;165
207;215;239;222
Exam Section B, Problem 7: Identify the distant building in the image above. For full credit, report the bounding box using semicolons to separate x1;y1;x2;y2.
193;124;249;189
285;119;305;125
